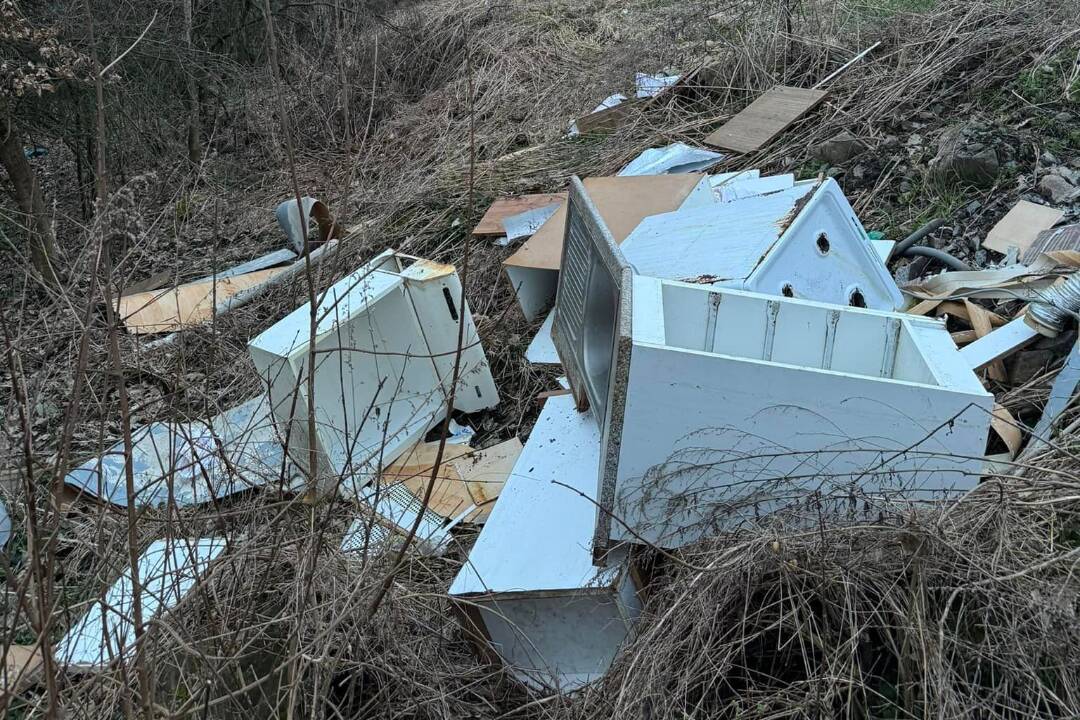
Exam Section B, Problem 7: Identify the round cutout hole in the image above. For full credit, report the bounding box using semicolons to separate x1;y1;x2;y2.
849;288;867;308
816;233;830;255
781;284;795;298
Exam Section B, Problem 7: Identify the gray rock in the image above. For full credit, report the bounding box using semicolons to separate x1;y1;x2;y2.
812;131;866;165
1051;165;1080;185
965;200;982;216
1038;174;1080;204
1041;150;1059;165
931;125;999;187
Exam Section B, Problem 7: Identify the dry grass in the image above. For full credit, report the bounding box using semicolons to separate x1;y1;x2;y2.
3;0;1080;717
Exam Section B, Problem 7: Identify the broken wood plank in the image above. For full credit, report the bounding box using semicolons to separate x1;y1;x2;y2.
964;300;1007;381
703;86;829;153
118;268;285;334
990;403;1022;458
982;200;1065;255
472;194;567;237
935;300;1007;327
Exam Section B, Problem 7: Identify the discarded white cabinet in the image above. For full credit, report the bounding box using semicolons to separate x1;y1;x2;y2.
620;178;904;311
551;178;992;554
711;172;794;202
248;251;499;493
449;394;641;691
55;537;226;669
599;274;993;552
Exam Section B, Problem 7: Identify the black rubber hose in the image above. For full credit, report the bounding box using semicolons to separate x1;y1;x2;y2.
902;245;972;272
890;218;948;260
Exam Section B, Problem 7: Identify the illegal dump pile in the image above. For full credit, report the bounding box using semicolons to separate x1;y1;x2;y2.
4;1;1080;717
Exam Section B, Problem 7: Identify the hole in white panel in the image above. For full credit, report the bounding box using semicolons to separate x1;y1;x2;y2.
443;288;459;321
849;288;867;308
815;233;830;255
781;284;795;298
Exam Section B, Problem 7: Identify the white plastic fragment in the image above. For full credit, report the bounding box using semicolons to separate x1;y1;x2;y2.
55;537;226;669
617;143;725;177
634;71;680;98
525;311;559;365
500;203;562;245
449;394;641;691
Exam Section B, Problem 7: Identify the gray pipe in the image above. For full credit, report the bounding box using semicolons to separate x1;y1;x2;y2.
902;245;972;272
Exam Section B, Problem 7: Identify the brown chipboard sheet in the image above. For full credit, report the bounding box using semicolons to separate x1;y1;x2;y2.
118;267;285;334
703;85;829;153
389;438;523;523
502;174;706;271
982;200;1065;255
473;193;567;237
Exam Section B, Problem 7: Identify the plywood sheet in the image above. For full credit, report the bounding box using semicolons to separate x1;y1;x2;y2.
473;194;566;237
704;85;828;153
503;174;706;271
983;200;1064;255
390;438;523;523
118;268;285;334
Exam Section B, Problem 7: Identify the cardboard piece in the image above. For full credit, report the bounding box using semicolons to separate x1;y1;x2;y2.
991;403;1023;458
982;201;1065;255
472;194;567;237
1;645;43;697
119;268;285;334
388;438;523;523
503;174;708;273
704;86;829;153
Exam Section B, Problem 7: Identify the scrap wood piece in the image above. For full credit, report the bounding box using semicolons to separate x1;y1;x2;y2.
964;300;1007;382
1;645;43;697
906;298;942;316
936;301;1007;327
959;317;1040;372
55;536;227;670
572;97;647;135
982;200;1065;255
990;404;1023;458
503;174;708;272
390;438;523;524
1022;223;1080;265
472;193;566;238
118;267;285;334
703;85;829;153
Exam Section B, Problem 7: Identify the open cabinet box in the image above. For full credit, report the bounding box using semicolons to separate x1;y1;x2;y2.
550;178;993;557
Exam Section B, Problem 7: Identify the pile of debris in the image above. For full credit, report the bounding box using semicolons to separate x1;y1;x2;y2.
6;76;1080;704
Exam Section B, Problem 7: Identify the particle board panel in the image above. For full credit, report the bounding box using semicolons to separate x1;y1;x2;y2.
472;193;566;237
704;85;829;153
503;174;707;272
118;268;285;334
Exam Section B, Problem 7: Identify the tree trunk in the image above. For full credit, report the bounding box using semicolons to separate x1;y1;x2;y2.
0;117;61;287
184;0;202;164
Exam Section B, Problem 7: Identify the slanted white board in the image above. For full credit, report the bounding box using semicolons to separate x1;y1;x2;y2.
248;251;498;492
620;178;903;311
55;537;226;669
450;395;639;691
959;317;1040;371
713;173;794;202
63;395;290;507
525;311;559;365
595;277;993;551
